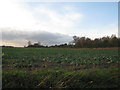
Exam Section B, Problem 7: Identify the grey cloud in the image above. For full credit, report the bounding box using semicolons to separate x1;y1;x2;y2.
2;29;73;46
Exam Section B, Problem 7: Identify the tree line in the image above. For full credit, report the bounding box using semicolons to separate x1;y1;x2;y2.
71;34;119;48
27;34;120;48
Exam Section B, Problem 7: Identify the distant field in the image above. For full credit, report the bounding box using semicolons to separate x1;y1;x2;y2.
2;47;120;88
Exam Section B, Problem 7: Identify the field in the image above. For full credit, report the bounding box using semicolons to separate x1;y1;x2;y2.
2;47;120;88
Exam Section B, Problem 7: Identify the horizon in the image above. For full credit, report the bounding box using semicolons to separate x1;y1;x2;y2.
1;34;118;47
0;1;118;47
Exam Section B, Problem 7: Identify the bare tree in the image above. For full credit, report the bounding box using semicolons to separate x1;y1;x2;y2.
28;41;32;46
73;36;79;43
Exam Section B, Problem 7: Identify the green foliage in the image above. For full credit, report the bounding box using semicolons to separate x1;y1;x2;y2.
2;47;119;88
2;47;119;67
3;67;119;88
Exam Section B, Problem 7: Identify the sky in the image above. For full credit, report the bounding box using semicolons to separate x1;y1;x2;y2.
0;0;118;47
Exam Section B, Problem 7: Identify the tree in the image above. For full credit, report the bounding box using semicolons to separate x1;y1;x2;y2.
73;36;79;43
110;35;118;47
28;41;32;46
85;38;92;48
38;41;41;46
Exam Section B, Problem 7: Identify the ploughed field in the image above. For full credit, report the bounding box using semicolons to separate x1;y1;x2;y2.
2;47;120;88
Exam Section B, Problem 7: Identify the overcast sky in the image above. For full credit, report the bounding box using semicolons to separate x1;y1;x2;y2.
0;0;118;47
